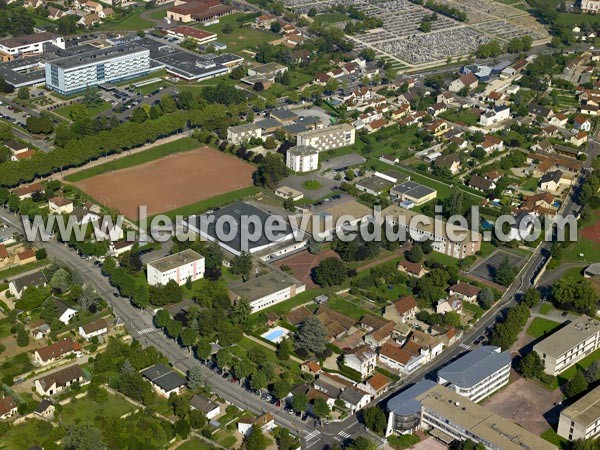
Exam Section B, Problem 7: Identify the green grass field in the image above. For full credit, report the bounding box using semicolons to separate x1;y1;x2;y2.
326;297;372;321
303;180;322;190
539;303;553;315
99;9;153;31
61;393;134;424
1;419;57;450
541;428;569;449
65;137;200;182
175;439;217;450
314;12;349;23
526;317;561;339
519;177;539;192
55;101;112;120
439;109;479;126
202;13;276;54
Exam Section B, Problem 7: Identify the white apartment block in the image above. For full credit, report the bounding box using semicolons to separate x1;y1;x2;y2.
558;385;600;441
45;45;150;96
286;145;319;172
227;123;262;145
581;0;600;13
534;315;600;376
437;346;511;403
147;249;205;286
228;272;305;313
296;124;355;152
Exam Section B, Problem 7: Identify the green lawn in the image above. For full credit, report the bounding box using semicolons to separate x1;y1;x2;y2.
202;13;276;54
99;9;154;31
526;317;561;339
65;137;200;182
438;109;479;126
539;303;553;315
137;81;170;95
541;428;569;449
1;418;59;450
0;259;48;281
55;101;112;120
326;297;372;321
303;180;322;190
558;348;600;386
175;439;217;450
314;12;349;23
61;393;134;424
519;176;539;192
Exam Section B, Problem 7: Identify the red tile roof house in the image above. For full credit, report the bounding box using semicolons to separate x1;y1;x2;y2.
32;338;82;366
397;260;427;278
384;296;418;323
0;395;17;420
448;282;481;303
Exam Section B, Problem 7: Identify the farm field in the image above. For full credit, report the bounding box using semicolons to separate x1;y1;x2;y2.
75;146;255;220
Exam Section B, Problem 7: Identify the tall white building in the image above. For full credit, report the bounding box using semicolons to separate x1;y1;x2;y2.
147;249;205;286
581;0;600;14
534;315;600;376
558;385;600;441
45;45;150;96
286;145;319;172
296;124;355;152
437;346;511;403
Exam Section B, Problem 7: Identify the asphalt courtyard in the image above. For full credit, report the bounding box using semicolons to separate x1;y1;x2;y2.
470;249;527;283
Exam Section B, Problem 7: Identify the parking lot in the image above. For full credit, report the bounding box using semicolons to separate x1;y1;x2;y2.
280;173;339;200
469;249;527;283
320;153;366;172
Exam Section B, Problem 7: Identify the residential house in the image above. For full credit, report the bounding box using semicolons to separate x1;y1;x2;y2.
78;13;101;27
540;170;564;192
468;175;496;192
8;270;47;299
426;120;450;138
98;7;114;18
34;399;55;418
48;197;74;214
238;413;275;436
364;320;395;349
379;342;426;375
17;248;36;265
343;344;377;379
574;115;592;131
448;283;481;303
110;240;136;257
397;261;427;278
0;396;17;420
448;72;478;93
4;139;28;156
581;104;599;116
35;364;85;396
528;104;552;120
47;7;66;20
358;372;390;397
24;0;44;7
434;154;461;175
48;297;77;324
338;387;372;413
0;244;9;262
479;106;510;126
571;131;588;147
141;364;187;397
28;319;50;340
550;113;568;127
78;318;108;340
33;338;82;366
85;0;103;12
301;360;322;376
13;183;44;200
436;297;463;315
189;395;220;419
384;296;418;323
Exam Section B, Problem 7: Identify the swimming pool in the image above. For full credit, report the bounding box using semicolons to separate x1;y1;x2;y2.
261;326;290;344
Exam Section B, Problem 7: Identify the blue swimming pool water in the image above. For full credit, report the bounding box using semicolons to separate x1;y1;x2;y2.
263;329;285;342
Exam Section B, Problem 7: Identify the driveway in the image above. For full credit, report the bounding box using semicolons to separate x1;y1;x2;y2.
320;153;366;172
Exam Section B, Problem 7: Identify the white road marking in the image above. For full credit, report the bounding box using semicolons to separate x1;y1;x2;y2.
137;327;155;335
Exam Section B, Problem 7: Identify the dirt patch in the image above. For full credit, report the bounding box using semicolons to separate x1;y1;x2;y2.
75;147;255;220
581;219;600;245
276;249;339;288
483;375;563;435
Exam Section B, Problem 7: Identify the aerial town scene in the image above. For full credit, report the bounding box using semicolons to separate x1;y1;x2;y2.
1;0;600;449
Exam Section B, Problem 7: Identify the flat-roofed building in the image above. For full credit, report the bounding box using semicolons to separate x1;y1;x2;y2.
166;0;234;23
382;205;481;259
355;176;393;196
228;271;305;313
0;32;65;57
286;145;319;173
437;346;511;402
166;25;217;44
414;385;557;450
141;364;186;397
534;315;600;376
45;45;151;95
147;249;205;286
558;384;600;441
227;123;262;145
297;124;355;152
390;181;437;206
386;380;437;435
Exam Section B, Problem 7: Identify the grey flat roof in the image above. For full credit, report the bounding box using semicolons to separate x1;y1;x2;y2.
141;364;186;391
356;176;392;192
48;44;148;69
0;53;53;87
229;271;300;301
391;181;436;200
256;118;281;130
437;346;510;389
282;123;307;134
271;109;298;121
148;249;203;273
560;384;600;428
386;379;437;416
188;201;293;254
288;145;318;156
534;315;600;359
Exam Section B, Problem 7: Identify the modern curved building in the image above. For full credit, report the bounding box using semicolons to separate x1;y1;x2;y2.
386;380;437;436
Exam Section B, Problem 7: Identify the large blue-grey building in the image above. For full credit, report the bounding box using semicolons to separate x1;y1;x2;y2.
45;45;150;95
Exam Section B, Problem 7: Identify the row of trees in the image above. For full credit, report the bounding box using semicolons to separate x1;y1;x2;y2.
476;36;533;58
